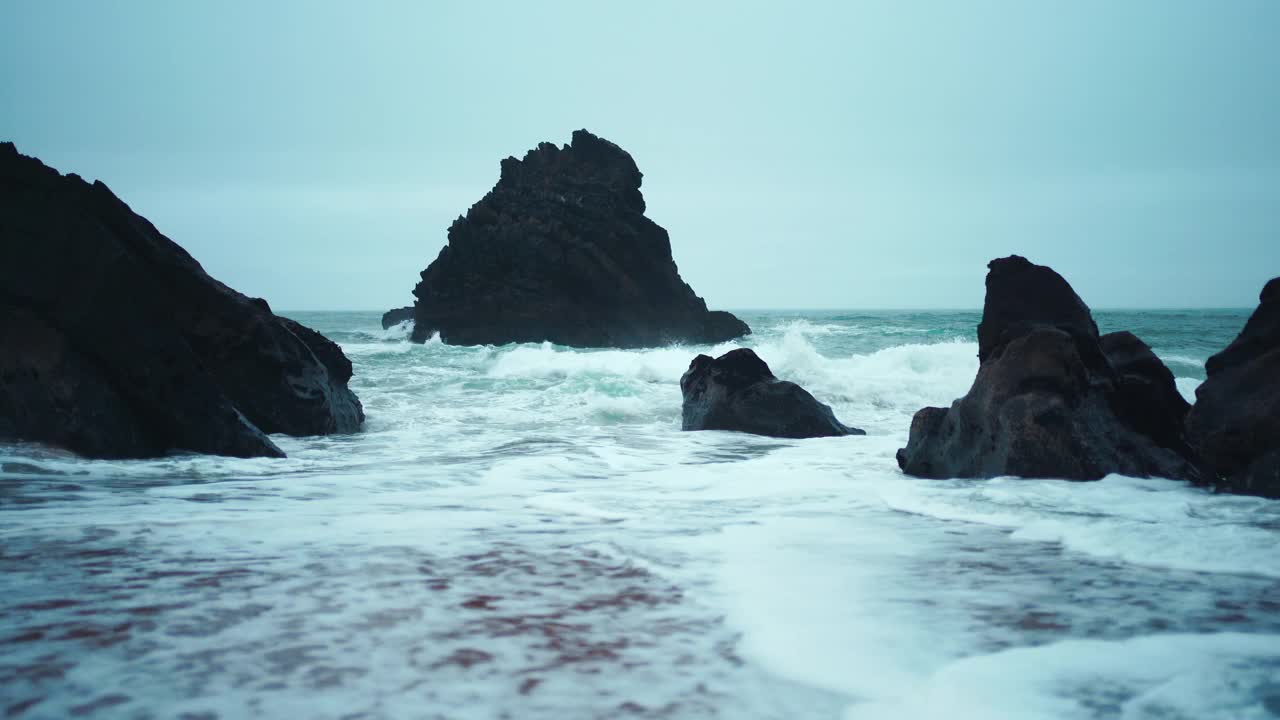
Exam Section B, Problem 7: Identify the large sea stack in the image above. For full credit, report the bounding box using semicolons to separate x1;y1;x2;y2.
389;129;750;347
1185;278;1280;498
0;142;364;459
896;256;1198;482
680;348;863;438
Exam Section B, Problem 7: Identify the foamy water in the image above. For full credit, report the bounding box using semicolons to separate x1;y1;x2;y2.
3;310;1277;719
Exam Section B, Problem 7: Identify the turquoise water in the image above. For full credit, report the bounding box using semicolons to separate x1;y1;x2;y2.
3;309;1278;719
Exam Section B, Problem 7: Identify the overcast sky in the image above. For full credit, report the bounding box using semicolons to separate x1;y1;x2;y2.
3;1;1278;310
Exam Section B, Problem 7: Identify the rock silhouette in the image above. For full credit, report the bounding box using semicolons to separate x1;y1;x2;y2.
381;305;415;329
0;142;364;459
1185;278;1280;498
391;130;749;347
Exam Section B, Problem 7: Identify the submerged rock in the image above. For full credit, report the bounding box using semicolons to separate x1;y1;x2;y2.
1185;278;1280;498
392;129;750;347
680;348;863;438
896;256;1198;482
0;142;364;459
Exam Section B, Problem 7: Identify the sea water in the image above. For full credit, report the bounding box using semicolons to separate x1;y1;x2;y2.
2;310;1278;719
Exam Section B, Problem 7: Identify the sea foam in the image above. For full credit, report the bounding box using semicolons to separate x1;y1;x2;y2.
1;309;1269;720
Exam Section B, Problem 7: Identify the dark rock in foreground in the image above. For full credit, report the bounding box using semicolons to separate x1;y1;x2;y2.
0;142;364;459
1186;278;1280;498
896;256;1198;482
394;129;750;347
680;348;863;438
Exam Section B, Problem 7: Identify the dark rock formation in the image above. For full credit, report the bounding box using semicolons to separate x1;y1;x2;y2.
976;255;1107;372
1101;330;1193;459
1185;278;1280;498
896;256;1198;482
382;305;415;329
0;142;364;459
680;348;863;438
394;129;750;347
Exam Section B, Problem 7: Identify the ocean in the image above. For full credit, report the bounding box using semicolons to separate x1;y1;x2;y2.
2;309;1278;719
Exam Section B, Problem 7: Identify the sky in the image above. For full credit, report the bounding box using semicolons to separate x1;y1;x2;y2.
2;0;1278;310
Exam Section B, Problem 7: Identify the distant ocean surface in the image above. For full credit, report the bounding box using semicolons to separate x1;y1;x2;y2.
3;309;1279;719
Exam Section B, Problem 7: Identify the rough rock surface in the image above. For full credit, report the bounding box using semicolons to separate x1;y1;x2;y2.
896;256;1198;482
1100;330;1193;459
1185;278;1280;498
395;129;749;347
0;142;364;459
680;348;863;438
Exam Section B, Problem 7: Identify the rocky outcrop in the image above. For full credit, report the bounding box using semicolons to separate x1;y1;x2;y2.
1185;278;1280;498
0;142;364;459
1101;330;1193;459
393;129;750;347
680;348;863;438
896;256;1198;482
381;305;415;329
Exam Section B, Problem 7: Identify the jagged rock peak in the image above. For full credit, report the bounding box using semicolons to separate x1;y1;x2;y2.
393;130;750;348
493;129;645;214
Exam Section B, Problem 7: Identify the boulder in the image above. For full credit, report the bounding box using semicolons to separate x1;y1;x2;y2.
0;142;364;459
1185;278;1280;498
393;129;750;347
896;256;1198;482
680;348;863;438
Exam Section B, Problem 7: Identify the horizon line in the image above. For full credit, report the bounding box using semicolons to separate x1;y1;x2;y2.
276;306;1256;314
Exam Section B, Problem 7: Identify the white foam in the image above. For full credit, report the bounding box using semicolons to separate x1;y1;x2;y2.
1159;353;1208;369
1176;375;1202;403
381;318;415;341
686;514;965;701
338;340;417;356
486;342;696;383
772;318;841;336
878;475;1280;578
4;312;1274;720
525;493;632;522
844;633;1280;720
